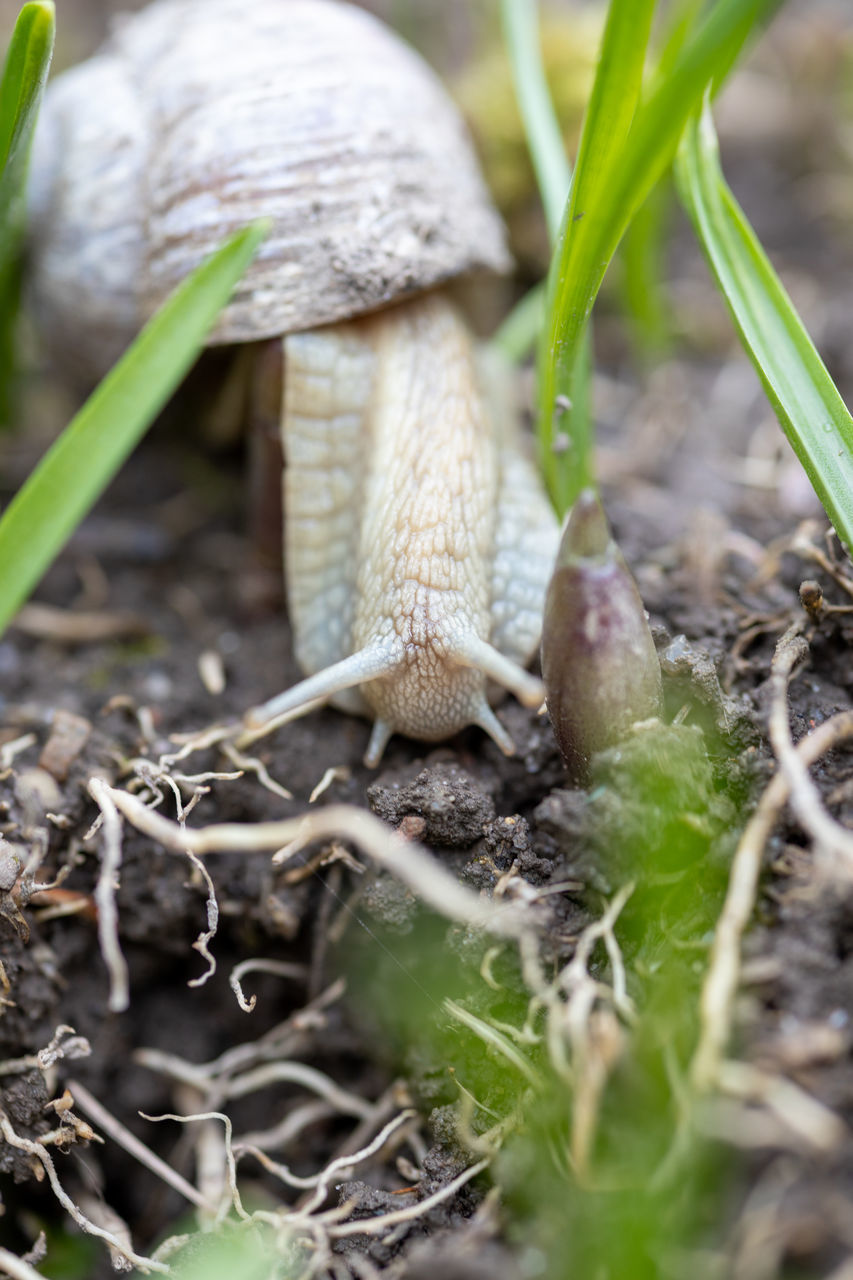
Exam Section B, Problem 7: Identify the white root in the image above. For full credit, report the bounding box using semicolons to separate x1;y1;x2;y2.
139;1110;248;1224
229;958;308;1013
0;1111;168;1273
87;778;130;1014
185;846;220;989
87;782;533;939
716;1060;846;1152
67;1078;216;1213
221;741;293;800
236;1100;334;1153
224;1062;374;1118
692;707;853;1091
235;1108;416;1198
0;1249;50;1280
768;625;853;875
324;1158;490;1239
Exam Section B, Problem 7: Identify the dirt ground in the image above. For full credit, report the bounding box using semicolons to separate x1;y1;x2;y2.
1;2;853;1278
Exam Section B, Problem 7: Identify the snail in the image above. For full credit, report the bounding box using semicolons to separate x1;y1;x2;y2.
27;0;560;766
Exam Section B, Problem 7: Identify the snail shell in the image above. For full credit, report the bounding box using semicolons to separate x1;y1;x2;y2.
28;0;509;379
27;0;560;764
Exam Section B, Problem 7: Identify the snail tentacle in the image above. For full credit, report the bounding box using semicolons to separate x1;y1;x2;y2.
245;637;404;730
364;719;394;769
472;702;516;758
450;634;545;709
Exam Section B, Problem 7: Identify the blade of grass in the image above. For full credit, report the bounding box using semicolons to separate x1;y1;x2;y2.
655;0;708;77
561;0;655;246
540;0;784;515
617;0;707;364
491;282;544;364
676;102;853;554
620;180;672;361
0;2;55;421
499;0;570;241
499;0;593;511
537;0;655;511
0;221;268;634
0;1;54;189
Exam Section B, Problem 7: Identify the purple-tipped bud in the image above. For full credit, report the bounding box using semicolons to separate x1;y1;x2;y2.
541;490;663;780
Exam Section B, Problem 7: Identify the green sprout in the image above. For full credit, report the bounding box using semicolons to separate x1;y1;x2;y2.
0;5;268;637
0;1;53;421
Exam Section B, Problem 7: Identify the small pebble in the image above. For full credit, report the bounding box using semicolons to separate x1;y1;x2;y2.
143;671;173;701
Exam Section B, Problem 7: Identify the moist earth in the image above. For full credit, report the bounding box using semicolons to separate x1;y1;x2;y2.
2;2;853;1277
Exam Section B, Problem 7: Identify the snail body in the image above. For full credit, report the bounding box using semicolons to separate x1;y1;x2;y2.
272;292;559;765
28;0;560;763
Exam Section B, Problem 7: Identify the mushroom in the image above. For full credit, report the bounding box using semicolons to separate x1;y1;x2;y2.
28;0;560;765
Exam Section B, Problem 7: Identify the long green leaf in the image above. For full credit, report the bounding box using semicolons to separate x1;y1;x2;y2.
0;1;53;194
540;0;784;515
499;0;596;515
491;282;544;363
617;0;708;363
676;103;853;554
562;0;655;246
0;222;268;634
0;2;55;420
537;0;655;512
499;0;570;241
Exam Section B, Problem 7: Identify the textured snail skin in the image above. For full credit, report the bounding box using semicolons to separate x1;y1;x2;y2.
248;294;560;766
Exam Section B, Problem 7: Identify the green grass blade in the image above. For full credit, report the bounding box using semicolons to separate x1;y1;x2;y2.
655;0;708;77
0;2;55;421
676;103;853;554
563;0;655;246
499;0;570;241
537;0;655;512
498;0;594;515
491;282;544;363
620;180;673;361
539;0;784;515
616;0;707;364
0;221;268;634
0;1;54;187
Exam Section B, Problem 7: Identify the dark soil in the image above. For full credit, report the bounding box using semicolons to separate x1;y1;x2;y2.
2;2;853;1278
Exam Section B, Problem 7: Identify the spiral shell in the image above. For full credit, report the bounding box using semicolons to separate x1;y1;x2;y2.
28;0;510;378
